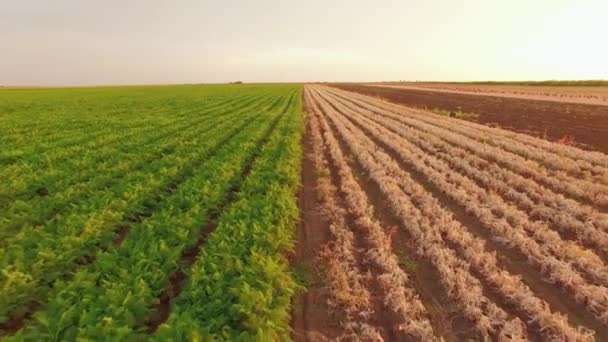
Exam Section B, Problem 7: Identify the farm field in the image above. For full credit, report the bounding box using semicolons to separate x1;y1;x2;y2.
331;83;608;154
2;83;608;341
296;84;608;341
374;82;608;106
0;84;303;340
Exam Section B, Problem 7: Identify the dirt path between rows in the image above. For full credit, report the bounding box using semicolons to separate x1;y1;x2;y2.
330;83;608;155
290;113;336;342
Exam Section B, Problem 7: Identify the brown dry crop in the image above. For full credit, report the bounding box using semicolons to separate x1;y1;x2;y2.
298;84;608;341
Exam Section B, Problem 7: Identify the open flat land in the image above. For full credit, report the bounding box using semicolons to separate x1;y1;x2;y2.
331;83;608;154
2;84;608;341
375;83;608;106
0;84;303;340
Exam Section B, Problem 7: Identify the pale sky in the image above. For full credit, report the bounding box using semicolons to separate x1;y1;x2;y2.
1;0;607;86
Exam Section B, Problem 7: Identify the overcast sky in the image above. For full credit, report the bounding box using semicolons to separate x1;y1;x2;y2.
1;0;607;86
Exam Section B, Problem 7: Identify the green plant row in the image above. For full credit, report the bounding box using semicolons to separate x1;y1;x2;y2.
0;94;275;250
0;85;285;174
0;84;272;146
0;94;283;326
154;88;303;341
0;100;204;162
7;89;297;341
2;93;255;168
0;94;259;204
0;96;216;161
0;95;271;240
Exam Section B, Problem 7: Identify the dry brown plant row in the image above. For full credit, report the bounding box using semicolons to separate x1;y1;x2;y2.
310;86;608;326
325;86;608;181
306;89;438;341
309;86;598;340
324;87;608;205
308;87;530;340
323;87;608;236
303;90;382;341
321;89;608;282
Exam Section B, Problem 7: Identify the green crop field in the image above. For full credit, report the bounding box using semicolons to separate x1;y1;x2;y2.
0;84;303;340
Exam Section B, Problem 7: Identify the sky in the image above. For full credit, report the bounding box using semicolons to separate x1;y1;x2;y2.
1;0;607;86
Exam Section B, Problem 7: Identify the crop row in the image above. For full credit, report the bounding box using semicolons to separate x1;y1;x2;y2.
321;89;608;288
354;87;608;181
308;87;529;339
324;88;608;207
334;89;608;231
306;89;437;340
325;87;608;235
4;88;299;339
319;86;608;326
0;91;289;330
308;85;601;340
308;90;377;338
151;90;303;340
0;94;262;206
0;95;276;242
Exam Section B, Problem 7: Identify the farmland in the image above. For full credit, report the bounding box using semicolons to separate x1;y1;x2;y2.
2;83;608;341
332;83;608;154
0;84;303;340
296;85;608;341
374;82;608;106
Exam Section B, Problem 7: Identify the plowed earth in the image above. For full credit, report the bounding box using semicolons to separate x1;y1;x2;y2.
330;83;608;154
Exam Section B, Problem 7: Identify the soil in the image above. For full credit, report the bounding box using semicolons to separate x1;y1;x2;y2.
330;83;608;155
290;116;338;342
374;84;608;106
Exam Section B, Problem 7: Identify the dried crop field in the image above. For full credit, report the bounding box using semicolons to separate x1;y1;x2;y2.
331;83;608;154
296;84;608;341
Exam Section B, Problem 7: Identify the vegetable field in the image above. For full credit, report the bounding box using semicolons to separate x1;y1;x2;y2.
2;83;608;341
0;84;303;340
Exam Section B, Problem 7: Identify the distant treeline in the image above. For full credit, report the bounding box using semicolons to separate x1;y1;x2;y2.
417;80;608;87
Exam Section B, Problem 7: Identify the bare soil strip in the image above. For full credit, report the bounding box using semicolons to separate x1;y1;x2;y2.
289;114;336;341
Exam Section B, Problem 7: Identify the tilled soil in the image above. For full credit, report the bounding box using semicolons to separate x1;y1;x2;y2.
290;114;338;342
330;83;608;154
373;84;608;106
